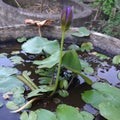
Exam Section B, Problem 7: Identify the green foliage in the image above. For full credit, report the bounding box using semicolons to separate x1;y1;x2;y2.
72;27;90;37
102;11;120;38
22;36;60;54
95;52;109;60
80;42;93;52
94;0;115;17
118;72;120;80
9;56;24;64
20;104;94;120
0;67;18;78
33;51;60;68
82;82;120;120
17;37;27;43
112;55;120;64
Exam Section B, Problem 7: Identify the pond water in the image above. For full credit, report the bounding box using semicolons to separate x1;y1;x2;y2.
0;41;120;120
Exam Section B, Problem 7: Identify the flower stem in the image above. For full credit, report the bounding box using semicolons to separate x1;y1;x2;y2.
50;31;65;96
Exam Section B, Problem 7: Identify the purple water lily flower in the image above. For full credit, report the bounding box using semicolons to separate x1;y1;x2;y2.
61;6;73;32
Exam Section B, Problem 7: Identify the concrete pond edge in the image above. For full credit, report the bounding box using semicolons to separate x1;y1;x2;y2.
0;24;120;56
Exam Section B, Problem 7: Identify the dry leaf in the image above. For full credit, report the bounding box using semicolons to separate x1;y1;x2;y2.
3;92;13;100
25;19;53;27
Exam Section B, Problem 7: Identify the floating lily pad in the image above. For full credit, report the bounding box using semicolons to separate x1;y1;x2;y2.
22;36;59;54
82;82;120;120
0;76;24;93
0;67;18;78
72;27;90;37
9;56;24;64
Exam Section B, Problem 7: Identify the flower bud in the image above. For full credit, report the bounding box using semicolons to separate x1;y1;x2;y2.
61;6;73;32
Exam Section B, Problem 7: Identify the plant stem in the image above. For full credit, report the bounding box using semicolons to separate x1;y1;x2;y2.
50;31;65;96
17;75;38;91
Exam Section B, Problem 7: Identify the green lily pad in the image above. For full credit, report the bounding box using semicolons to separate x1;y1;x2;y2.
72;27;90;37
82;82;120;120
99;102;120;120
0;67;18;78
6;101;19;110
0;76;24;93
80;42;93;52
9;56;24;64
17;37;27;43
22;36;59;54
36;109;57;120
33;51;60;68
112;55;120;65
56;104;94;120
20;111;37;120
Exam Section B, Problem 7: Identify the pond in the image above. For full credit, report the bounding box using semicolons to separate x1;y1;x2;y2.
0;37;120;120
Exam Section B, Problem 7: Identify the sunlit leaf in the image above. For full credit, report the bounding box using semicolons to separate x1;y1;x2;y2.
72;27;90;37
80;42;93;52
9;56;24;64
34;51;59;68
17;37;27;43
0;67;18;78
0;53;8;57
36;109;57;120
6;101;19;110
22;36;59;54
95;52;109;60
112;55;120;65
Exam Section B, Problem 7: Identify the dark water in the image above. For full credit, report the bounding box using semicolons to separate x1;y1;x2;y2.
0;42;119;120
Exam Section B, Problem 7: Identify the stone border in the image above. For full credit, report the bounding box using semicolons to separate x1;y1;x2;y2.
0;24;120;55
0;0;92;26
